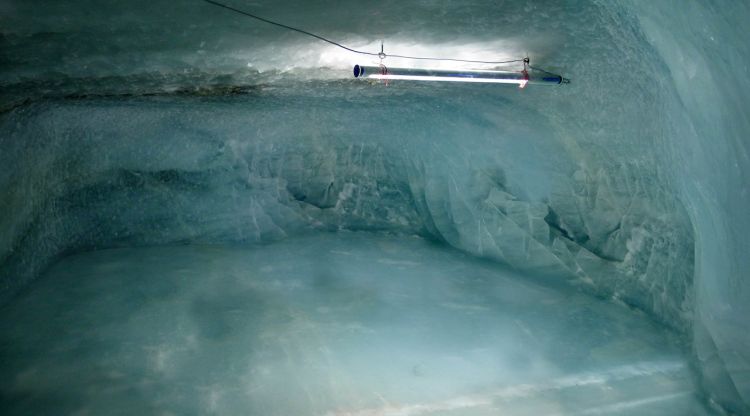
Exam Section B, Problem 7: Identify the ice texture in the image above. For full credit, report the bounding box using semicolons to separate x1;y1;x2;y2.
623;3;750;413
0;93;695;335
0;233;713;415
1;0;749;413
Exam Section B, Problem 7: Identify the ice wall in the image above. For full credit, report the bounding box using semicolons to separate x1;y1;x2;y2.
0;0;748;413
0;85;695;334
622;2;750;413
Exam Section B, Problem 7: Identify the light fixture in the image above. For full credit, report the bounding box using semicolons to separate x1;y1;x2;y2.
353;65;568;88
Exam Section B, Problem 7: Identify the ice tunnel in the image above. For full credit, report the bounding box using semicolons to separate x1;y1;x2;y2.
1;0;748;415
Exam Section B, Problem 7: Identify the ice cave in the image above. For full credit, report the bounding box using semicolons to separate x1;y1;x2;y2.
1;1;748;415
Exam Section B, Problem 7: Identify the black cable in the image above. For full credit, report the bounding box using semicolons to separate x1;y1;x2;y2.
201;0;380;57
388;54;524;64
528;65;558;76
200;0;523;65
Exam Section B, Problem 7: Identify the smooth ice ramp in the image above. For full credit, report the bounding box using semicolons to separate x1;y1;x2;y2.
0;233;712;415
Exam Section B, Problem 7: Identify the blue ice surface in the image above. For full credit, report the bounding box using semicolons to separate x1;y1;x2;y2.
0;232;714;415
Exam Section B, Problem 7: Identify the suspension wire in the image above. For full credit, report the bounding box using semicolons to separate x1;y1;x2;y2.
387;55;524;64
528;65;557;76
201;0;380;57
200;0;525;65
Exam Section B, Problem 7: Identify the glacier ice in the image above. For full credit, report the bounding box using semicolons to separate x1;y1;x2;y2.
1;0;749;414
0;94;696;336
0;233;713;415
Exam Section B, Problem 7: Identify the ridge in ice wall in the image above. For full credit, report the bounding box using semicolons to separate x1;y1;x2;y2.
0;90;696;343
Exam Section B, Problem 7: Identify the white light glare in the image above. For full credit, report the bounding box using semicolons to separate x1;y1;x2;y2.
367;74;528;87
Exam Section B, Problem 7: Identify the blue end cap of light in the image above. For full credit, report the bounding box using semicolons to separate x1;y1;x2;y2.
354;65;361;78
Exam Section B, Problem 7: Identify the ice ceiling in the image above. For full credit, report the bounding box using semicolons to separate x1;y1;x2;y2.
0;0;748;413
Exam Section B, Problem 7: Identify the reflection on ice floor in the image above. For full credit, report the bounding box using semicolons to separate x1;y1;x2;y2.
0;232;713;415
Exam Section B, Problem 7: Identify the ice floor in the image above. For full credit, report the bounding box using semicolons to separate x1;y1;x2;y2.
0;232;713;415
